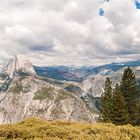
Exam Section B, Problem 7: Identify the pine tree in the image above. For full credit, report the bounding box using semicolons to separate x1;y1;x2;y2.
100;77;113;122
120;67;140;125
111;83;128;125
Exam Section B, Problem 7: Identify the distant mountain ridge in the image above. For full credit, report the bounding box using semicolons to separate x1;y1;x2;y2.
35;60;140;82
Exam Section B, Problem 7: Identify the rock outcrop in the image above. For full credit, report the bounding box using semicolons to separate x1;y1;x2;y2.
0;76;98;124
7;54;36;79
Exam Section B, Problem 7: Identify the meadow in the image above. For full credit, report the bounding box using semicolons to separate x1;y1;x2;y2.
0;117;140;140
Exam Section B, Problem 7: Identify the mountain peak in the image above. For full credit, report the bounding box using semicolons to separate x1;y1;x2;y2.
7;54;36;79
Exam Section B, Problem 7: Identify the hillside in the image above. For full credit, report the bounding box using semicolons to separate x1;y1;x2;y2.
0;55;98;124
0;117;140;140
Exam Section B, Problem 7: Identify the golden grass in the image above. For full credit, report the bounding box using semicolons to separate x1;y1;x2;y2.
0;117;140;140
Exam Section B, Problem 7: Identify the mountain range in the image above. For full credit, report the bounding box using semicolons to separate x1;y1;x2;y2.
35;60;140;82
0;55;140;124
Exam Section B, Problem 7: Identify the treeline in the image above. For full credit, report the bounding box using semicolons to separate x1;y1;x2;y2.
100;67;140;125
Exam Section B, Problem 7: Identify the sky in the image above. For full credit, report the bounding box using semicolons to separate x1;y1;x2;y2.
0;0;140;66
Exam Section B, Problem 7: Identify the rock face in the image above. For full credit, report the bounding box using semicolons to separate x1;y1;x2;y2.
81;75;106;97
7;54;36;79
0;55;98;124
0;76;97;124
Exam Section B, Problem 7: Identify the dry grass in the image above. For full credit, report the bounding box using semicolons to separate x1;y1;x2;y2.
0;117;140;140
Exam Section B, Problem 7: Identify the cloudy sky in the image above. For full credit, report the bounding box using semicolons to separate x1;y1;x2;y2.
0;0;140;66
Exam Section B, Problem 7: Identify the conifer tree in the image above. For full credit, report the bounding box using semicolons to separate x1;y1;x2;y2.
111;83;128;125
120;67;140;125
100;77;113;122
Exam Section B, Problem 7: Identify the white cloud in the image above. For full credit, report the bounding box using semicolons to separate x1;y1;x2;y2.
0;0;139;66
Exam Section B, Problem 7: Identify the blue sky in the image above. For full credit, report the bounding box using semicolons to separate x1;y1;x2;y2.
99;8;105;16
135;0;140;9
0;0;140;66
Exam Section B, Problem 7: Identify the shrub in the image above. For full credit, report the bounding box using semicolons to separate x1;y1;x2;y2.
0;117;140;140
